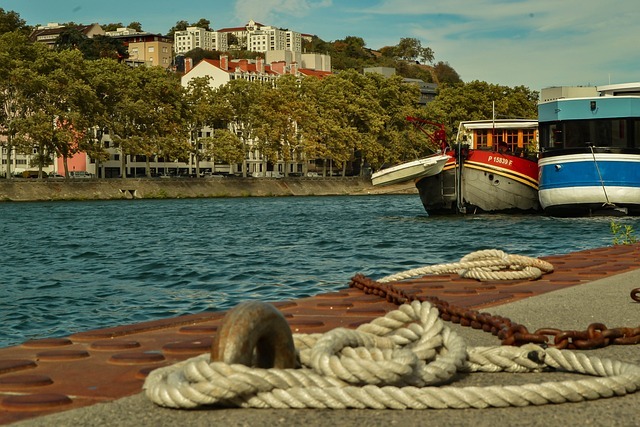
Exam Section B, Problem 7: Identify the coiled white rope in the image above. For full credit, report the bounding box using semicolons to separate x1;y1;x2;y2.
378;249;554;283
144;300;640;409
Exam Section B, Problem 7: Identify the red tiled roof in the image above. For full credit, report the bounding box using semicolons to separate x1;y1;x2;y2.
184;57;331;80
299;69;332;78
195;58;279;76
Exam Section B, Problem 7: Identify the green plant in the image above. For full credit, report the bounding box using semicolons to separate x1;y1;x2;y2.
610;221;638;245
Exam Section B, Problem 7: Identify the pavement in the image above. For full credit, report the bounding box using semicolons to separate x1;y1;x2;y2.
3;245;640;427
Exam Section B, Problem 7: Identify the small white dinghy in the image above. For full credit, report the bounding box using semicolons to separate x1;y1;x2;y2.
371;154;450;186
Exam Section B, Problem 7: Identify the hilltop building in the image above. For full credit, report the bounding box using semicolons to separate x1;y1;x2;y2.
105;27;173;68
29;22;104;47
217;20;302;53
174;26;228;54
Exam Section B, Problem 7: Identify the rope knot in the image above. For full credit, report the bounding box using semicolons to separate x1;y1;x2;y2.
379;249;554;283
143;298;640;410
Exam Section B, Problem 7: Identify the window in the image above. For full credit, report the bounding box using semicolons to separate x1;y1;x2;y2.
475;130;489;148
505;130;518;151
148;47;155;53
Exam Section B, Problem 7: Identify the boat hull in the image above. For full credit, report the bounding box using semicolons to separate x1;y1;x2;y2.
416;150;540;215
371;155;449;186
538;152;640;216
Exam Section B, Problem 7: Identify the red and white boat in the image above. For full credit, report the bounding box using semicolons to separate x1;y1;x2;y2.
412;118;540;215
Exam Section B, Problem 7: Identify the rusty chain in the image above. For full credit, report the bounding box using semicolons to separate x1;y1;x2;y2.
350;274;640;350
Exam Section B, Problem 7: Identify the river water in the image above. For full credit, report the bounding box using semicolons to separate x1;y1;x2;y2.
1;195;638;348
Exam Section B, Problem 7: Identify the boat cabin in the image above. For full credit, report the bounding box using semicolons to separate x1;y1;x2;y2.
538;83;640;153
456;119;538;157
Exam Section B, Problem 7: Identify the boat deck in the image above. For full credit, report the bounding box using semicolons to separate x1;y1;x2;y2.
1;244;639;425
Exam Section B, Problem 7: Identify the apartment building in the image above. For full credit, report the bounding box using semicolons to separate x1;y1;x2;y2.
174;27;228;54
218;20;302;53
29;22;105;47
106;28;174;69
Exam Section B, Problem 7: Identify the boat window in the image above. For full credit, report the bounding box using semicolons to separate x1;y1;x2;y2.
505;130;518;152
611;120;626;148
541;119;640;149
475;130;489;148
539;123;563;150
493;131;505;149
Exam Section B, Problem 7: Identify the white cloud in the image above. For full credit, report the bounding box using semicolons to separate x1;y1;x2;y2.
233;0;332;24
356;0;640;88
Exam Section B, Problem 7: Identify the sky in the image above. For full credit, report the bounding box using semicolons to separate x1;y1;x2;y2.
4;0;639;91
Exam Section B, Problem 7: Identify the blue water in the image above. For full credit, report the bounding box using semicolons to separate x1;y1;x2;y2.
1;195;638;348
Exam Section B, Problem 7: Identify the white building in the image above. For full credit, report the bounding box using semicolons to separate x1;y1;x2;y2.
181;55;331;177
265;51;331;73
174;27;228;54
219;20;302;53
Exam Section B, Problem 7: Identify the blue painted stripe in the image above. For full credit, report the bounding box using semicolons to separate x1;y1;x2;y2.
539;160;640;190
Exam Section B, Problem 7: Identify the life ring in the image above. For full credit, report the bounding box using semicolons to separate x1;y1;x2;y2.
211;301;296;369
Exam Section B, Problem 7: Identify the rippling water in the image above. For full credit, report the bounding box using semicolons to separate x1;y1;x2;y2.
1;195;638;348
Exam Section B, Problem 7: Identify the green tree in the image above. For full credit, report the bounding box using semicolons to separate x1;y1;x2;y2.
432;61;462;85
184;76;232;175
370;74;429;167
17;49;101;177
166;20;189;37
0;31;44;177
82;58;132;176
422;81;539;144
192;19;211;30
184;47;220;66
54;28;87;51
56;29;127;61
253;75;308;176
299;75;359;176
219;79;265;177
109;66;188;178
200;129;244;167
102;23;124;32
395;37;434;64
128;22;143;32
0;8;28;35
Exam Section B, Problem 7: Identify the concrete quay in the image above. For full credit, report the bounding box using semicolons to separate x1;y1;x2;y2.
1;244;639;426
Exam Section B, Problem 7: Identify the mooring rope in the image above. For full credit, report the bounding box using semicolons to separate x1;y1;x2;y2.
144;300;640;409
378;249;554;283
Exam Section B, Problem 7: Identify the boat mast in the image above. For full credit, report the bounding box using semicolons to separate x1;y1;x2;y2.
492;101;497;151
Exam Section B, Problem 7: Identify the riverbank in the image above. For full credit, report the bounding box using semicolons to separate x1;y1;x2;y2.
0;176;416;202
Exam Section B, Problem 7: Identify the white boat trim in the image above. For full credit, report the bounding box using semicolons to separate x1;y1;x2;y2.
371;154;450;186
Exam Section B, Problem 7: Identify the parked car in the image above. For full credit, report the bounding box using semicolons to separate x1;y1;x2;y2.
69;171;93;179
48;173;64;179
21;170;47;179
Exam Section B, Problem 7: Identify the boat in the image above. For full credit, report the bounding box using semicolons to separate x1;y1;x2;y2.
411;117;540;214
537;82;640;216
371;154;450;186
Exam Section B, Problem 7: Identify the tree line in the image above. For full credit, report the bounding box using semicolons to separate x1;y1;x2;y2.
0;7;539;179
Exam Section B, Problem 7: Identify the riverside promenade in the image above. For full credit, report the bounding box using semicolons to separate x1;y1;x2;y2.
2;244;639;426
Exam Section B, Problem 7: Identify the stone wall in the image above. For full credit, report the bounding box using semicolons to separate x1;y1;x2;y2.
0;177;417;202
